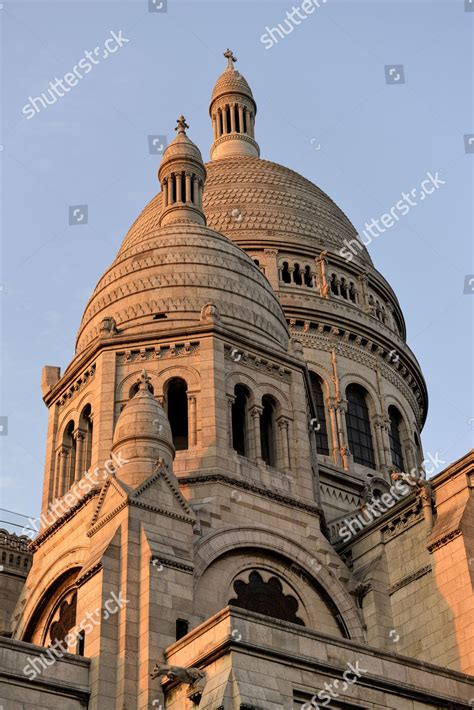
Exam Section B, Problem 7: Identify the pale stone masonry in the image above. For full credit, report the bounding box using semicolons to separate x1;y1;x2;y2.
0;51;472;709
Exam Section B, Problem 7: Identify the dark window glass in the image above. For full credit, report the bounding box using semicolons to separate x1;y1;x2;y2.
282;262;291;283
388;406;404;471
175;618;189;640
166;378;188;450
232;385;249;457
260;396;276;467
345;385;376;469
309;373;329;456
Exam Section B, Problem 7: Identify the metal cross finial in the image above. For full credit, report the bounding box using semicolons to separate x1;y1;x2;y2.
175;115;189;134
224;48;237;69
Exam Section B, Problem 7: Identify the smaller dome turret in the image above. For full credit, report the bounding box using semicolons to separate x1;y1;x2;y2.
111;371;175;487
158;116;207;227
209;50;259;160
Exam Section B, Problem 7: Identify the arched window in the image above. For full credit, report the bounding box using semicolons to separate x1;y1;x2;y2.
330;273;338;295
388;406;405;471
309;373;329;455
260;396;276;467
166;378;188;451
64;421;76;490
281;262;291;283
345;384;376;469
349;282;357;303
80;404;93;473
293;264;302;285
340;278;348;299
129;381;154;398
231;385;250;457
229;571;304;625
304;265;313;287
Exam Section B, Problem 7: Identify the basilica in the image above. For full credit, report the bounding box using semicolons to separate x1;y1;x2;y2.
0;51;472;709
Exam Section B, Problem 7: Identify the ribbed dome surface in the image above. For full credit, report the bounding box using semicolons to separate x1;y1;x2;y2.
76;221;289;354
211;67;254;104
120;156;372;265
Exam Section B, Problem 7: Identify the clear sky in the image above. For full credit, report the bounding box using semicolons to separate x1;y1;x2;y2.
1;0;472;527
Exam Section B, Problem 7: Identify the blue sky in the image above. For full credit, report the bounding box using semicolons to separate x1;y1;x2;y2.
1;0;472;526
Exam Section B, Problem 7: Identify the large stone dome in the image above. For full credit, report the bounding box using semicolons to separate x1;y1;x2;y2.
75;220;289;354
119;156;372;267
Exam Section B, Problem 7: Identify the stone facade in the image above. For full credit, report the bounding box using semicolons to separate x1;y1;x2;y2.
0;51;472;709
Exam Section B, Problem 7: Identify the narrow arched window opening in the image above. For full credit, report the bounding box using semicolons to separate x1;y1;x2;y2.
166;378;188;451
65;421;76;489
260;396;276;467
330;274;338;295
340;278;348;299
345;384;376;469
388;405;405;471
281;262;291;283
234;105;240;133
349;282;356;303
232;385;249;457
293;264;302;285
81;404;93;473
225;105;231;134
309;373;329;455
304;265;313;287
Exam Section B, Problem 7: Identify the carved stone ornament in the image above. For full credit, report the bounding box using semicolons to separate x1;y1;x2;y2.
200;302;220;323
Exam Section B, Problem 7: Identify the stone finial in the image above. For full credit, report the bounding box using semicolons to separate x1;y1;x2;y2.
223;48;237;69
138;369;152;391
175;115;189;135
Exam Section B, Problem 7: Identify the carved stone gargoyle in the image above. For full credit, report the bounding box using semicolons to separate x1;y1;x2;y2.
151;664;206;703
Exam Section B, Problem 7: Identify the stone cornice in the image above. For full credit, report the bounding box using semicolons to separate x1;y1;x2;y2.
427;528;463;553
29;488;99;551
388;564;432;595
178;473;321;515
151;555;194;574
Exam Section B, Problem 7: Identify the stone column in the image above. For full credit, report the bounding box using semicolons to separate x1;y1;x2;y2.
358;272;370;312
249;405;263;462
227;395;235;448
58;447;70;498
73;429;85;482
176;173;183;203
327;397;341;466
263;249;279;290
163;179;168;207
198;181;203;208
374;415;390;472
335;399;350;471
185;173;192;203
277;416;291;471
316;252;330;298
187;394;197;447
230;104;236;133
212;114;217;140
222;106;228;134
238;105;244;133
193;176;199;207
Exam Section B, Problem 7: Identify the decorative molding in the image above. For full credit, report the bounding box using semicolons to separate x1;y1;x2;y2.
117;342;200;364
56;363;96;408
224;345;291;383
151;556;194;574
76;561;103;588
381;499;424;542
388;565;432;595
427;529;462;553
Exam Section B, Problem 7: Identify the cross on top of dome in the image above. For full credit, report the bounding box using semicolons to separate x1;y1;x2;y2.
175;115;189;135
224;48;237;69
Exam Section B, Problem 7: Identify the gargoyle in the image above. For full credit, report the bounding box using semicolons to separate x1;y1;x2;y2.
151;664;206;689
